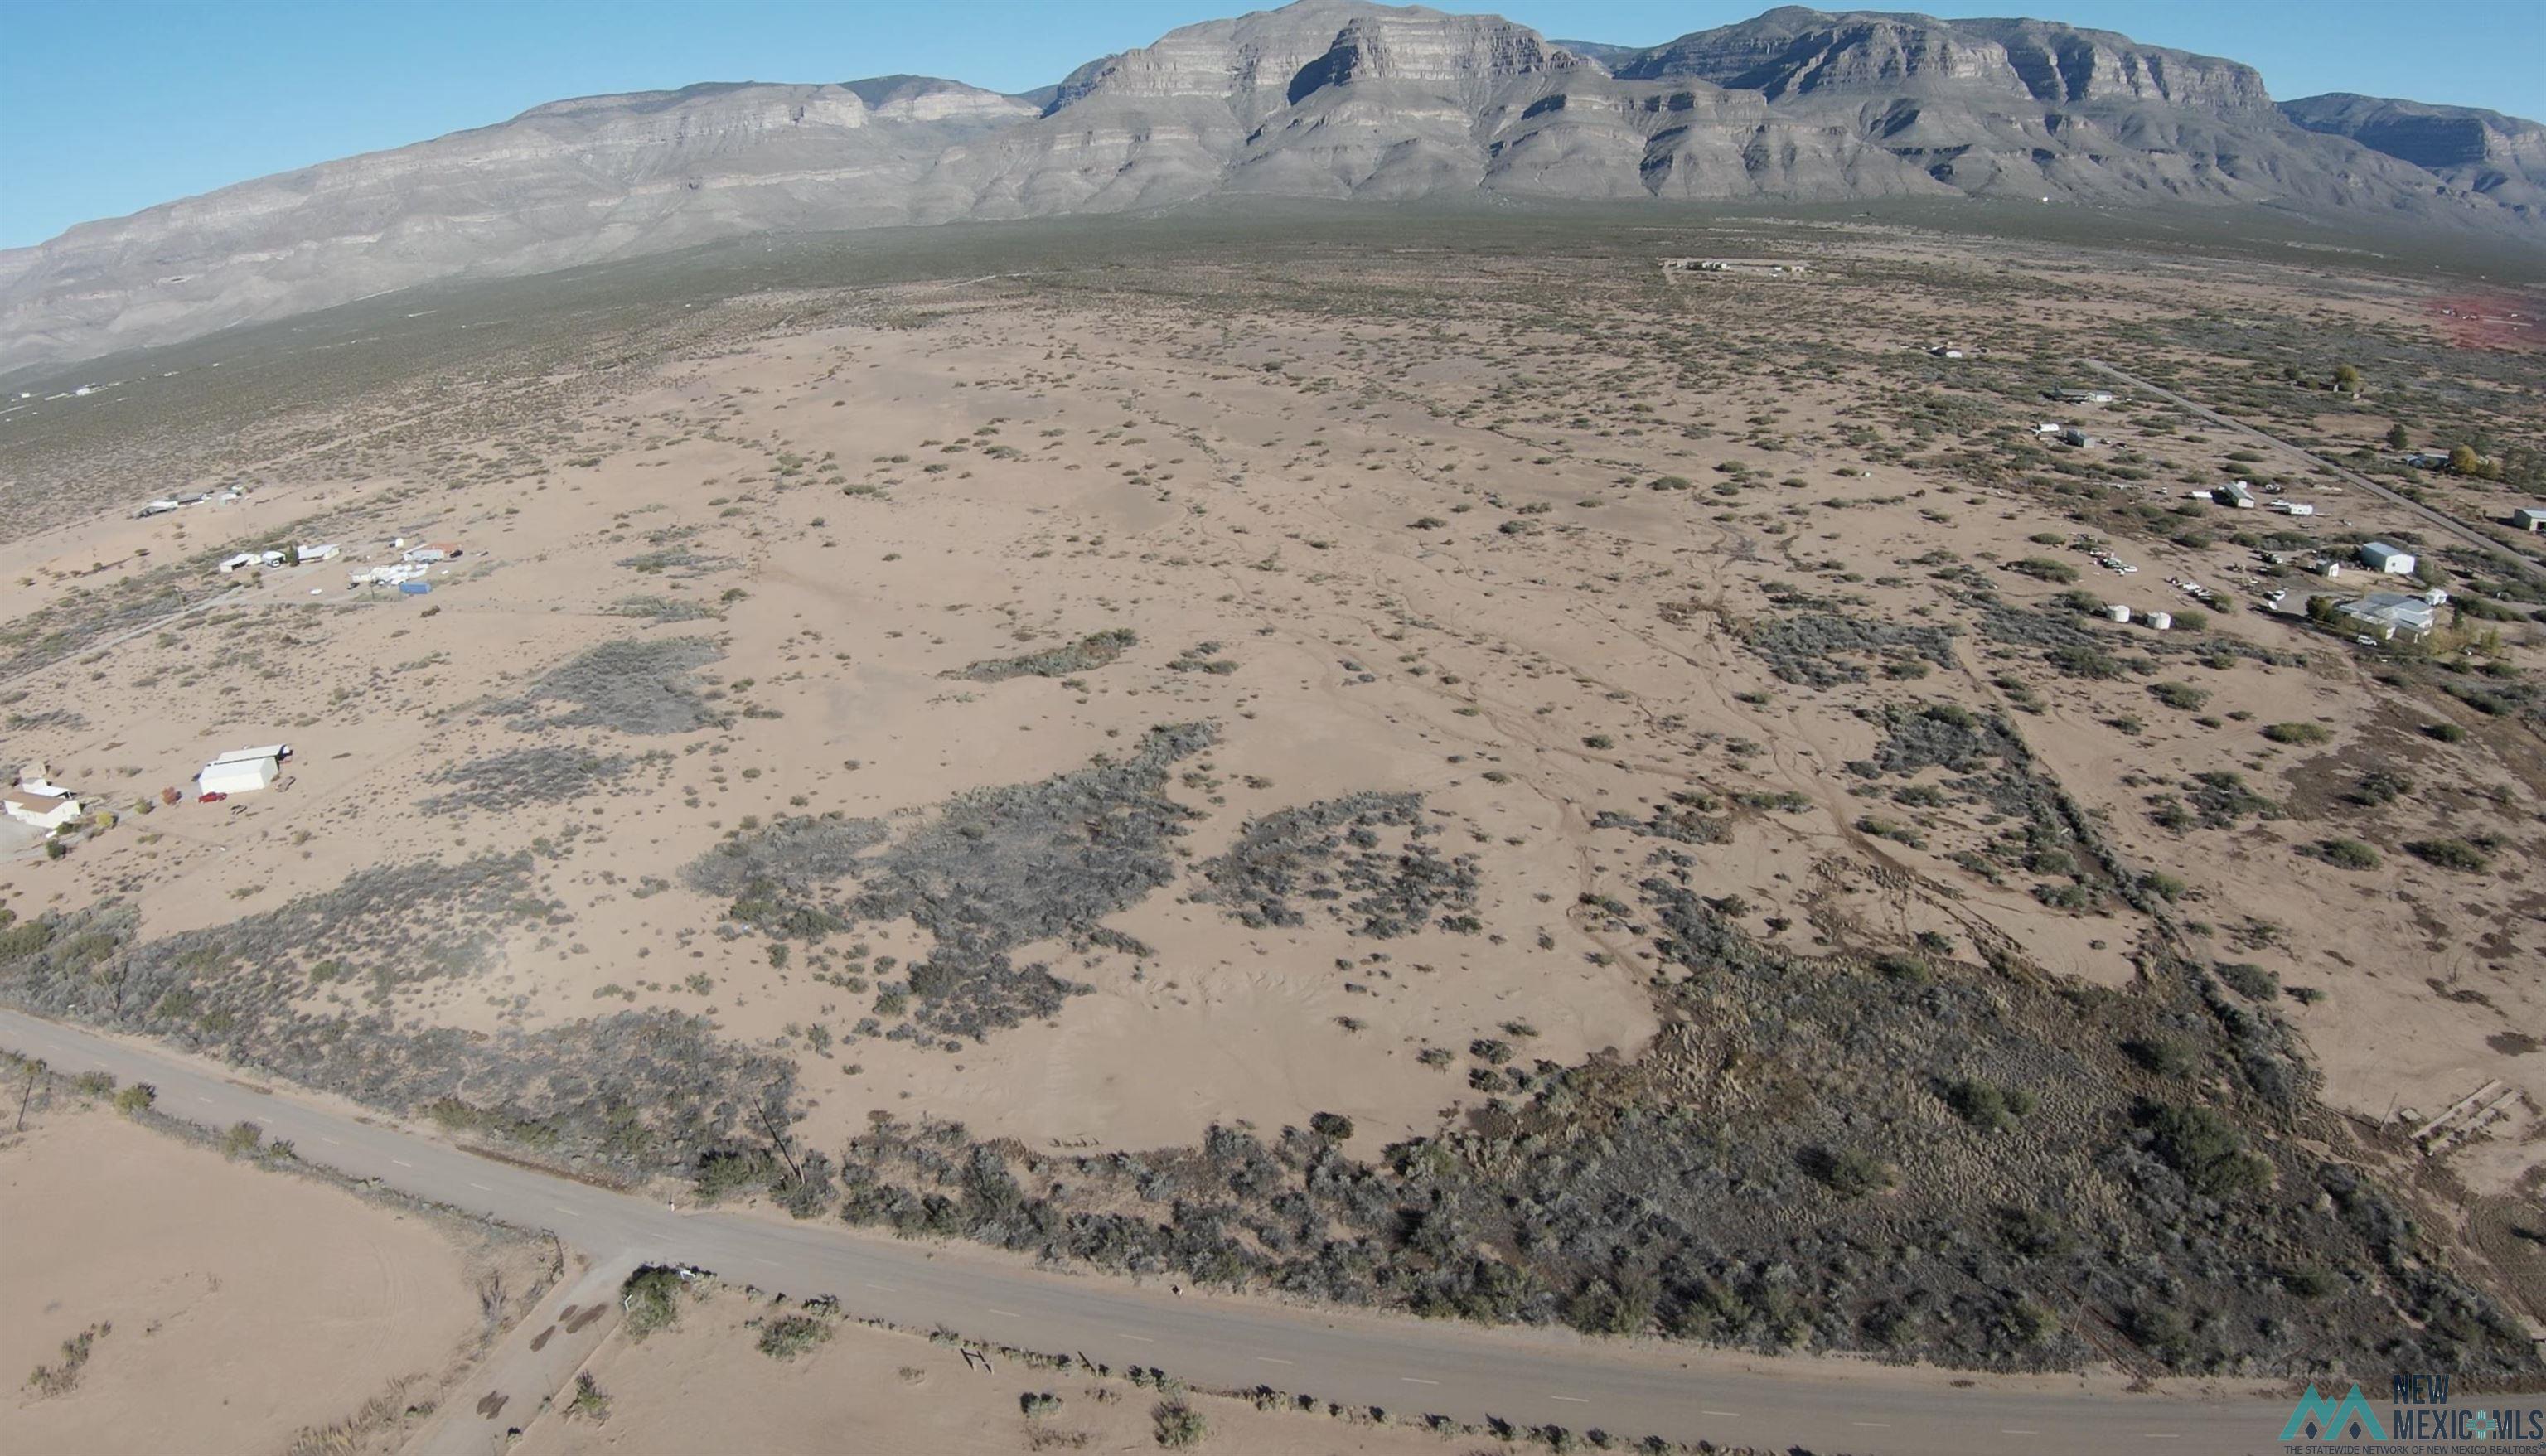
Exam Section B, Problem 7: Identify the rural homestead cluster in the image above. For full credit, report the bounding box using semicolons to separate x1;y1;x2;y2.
3;743;295;851
144;484;470;597
1912;370;2542;651
2;485;465;853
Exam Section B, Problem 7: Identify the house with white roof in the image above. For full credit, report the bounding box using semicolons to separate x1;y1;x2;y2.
2338;593;2438;641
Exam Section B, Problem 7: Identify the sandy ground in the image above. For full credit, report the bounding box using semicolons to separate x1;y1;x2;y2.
0;1105;493;1456
515;1286;1483;1456
0;228;2535;1197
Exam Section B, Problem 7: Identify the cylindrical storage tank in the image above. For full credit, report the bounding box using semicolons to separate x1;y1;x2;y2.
2104;604;2132;622
2148;612;2172;631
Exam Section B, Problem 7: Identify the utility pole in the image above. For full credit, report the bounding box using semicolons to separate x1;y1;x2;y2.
753;1097;805;1185
15;1057;46;1131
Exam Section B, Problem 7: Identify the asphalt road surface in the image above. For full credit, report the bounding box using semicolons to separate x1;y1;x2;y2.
0;1009;2292;1454
2074;358;2508;559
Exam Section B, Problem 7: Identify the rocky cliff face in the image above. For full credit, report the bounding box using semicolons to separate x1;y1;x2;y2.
1048;1;1374;119
1;79;1029;370
4;2;2536;371
2281;93;2546;210
1611;7;2270;114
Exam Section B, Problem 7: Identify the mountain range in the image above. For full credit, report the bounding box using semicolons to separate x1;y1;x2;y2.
5;2;2540;370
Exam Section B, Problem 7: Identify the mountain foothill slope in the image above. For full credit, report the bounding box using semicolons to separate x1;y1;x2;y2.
3;0;2539;370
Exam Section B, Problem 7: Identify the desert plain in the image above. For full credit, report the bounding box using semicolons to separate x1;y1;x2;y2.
1;206;2541;1449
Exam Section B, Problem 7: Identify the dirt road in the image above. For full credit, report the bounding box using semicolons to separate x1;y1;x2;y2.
2075;357;2508;558
0;1008;2296;1456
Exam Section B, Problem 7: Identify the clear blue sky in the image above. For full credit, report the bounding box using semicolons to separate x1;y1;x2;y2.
2;0;2541;248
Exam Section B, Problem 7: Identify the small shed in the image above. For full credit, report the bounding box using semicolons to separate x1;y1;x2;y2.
2059;427;2102;448
2513;507;2546;533
2360;542;2418;576
297;543;341;563
217;552;259;574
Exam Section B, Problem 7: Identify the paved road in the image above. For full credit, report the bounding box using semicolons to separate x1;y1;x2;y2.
0;1009;2292;1455
2075;357;2511;559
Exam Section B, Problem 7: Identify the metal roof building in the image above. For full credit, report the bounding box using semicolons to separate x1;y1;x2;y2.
2338;593;2437;641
